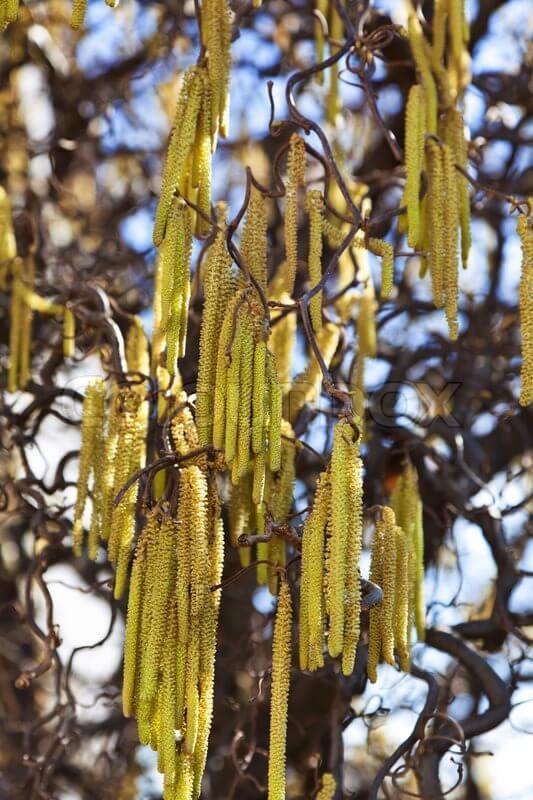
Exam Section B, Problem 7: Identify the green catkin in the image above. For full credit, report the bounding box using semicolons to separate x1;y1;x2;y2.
252;449;266;506
203;0;232;141
196;226;233;445
193;75;213;237
306;189;324;332
327;423;350;658
404;85;425;248
267;581;292;800
518;212;533;407
432;0;447;65
72;379;106;556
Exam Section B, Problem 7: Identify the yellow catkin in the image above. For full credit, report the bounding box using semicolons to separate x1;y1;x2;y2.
404;84;425;248
122;513;157;718
165;198;193;372
368;238;394;298
427;140;444;308
126;316;150;377
327;422;350;658
284;134;306;294
229;473;253;566
193;74;213;237
380;507;398;666
203;0;232;141
518;213;533;406
394;527;410;671
300;472;329;671
407;15;437;134
442;143;459;339
326;8;343;124
240;186;268;292
251;340;267;454
224;317;243;465
252;449;266;506
268;580;292;800
154;66;202;247
138;516;176;714
367;523;384;683
341;429;363;676
267;354;282;472
287;322;340;422
316;773;336;800
213;293;242;449
61;307;75;358
72;379;106;556
70;0;87;29
236;317;254;480
413;496;425;640
443;108;471;267
432;0;447;65
196;227;233;445
110;392;146;598
0;186;16;286
306;189;324;332
357;283;377;358
314;0;328;82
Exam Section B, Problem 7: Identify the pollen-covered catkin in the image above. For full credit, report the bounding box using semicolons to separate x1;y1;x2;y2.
358;282;377;358
380;507;398;665
441;143;459;339
327;422;350;658
518;212;533;406
202;0;232;141
284;134;306;295
70;0;87;29
427;140;445;308
153;66;202;247
316;773;337;800
407;15;437;134
164;198;193;372
72;380;106;556
126;316;150;377
196;230;234;445
368;238;394;298
443;108;471;267
367;522;384;683
404;84;425;248
268;580;292;800
213;293;243;449
240;186;268;291
341;428;363;676
394;527;411;671
306;189;324;331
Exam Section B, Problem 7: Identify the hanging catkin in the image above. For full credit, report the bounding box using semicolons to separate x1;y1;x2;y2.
196;225;234;445
267;580;292;800
404;84;425;248
240;185;268;292
0;186;16;288
287;322;340;422
284;134;306;295
306;189;324;332
202;0;232;142
407;15;437;134
72;379;106;557
70;0;87;29
518;211;533;407
153;66;203;247
163;197;194;372
316;773;337;800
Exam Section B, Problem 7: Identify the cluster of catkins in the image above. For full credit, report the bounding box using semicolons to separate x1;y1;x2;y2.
122;405;224;800
367;464;425;682
402;2;472;339
72;353;149;597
